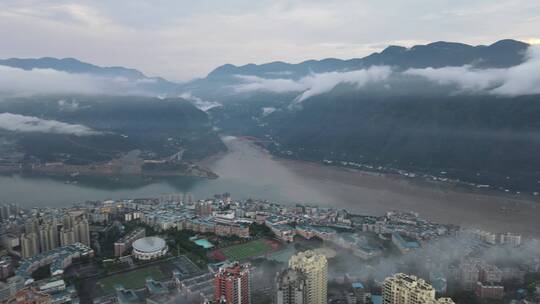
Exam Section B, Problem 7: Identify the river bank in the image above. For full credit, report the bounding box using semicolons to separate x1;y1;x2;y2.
279;157;540;236
218;137;540;237
1;136;538;237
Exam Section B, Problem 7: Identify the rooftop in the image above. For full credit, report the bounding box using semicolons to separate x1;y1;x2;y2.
132;236;167;253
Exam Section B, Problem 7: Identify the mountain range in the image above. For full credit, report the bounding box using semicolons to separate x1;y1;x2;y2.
1;39;540;192
0;96;225;165
183;39;531;100
0;57;147;79
0;57;179;95
0;39;530;99
206;39;529;79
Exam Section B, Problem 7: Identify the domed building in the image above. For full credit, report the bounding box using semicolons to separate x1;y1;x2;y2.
131;236;168;260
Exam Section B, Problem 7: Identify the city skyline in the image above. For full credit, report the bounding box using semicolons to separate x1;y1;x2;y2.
1;191;538;303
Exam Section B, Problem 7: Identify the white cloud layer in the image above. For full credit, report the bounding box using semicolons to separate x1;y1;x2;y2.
233;75;306;94
233;66;393;102
262;107;276;116
179;92;222;111
0;112;100;136
405;45;540;96
233;45;540;102
0;66;147;96
296;67;392;102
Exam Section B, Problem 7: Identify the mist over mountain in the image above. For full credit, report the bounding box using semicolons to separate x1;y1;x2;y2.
0;58;225;167
0;57;146;79
200;39;540;193
1;39;530;100
208;39;529;79
0;96;225;165
183;39;531;100
2;39;540;192
0;57;180;96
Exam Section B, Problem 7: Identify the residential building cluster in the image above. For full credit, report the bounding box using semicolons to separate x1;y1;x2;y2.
454;258;507;300
15;242;94;284
1;209;90;260
360;211;456;243
463;228;523;246
121;200;251;239
0;193;537;304
0;242;92;302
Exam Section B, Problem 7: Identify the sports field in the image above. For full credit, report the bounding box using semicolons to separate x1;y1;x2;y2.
220;239;274;260
96;265;167;296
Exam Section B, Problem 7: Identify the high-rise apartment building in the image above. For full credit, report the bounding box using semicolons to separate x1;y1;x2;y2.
382;273;455;304
75;218;90;246
0;256;13;280
60;228;77;247
20;233;39;259
1;204;19;220
38;223;58;252
62;215;74;230
499;232;522;247
288;250;327;304
479;264;503;283
24;218;39;235
59;215;90;246
351;282;367;304
276;268;307;304
196;201;213;216
0;204;10;220
214;262;251;304
475;282;504;300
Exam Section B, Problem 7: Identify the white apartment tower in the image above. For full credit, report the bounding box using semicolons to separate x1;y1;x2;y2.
75;218;90;246
38;223;58;252
382;273;455;304
20;233;39;258
288;250;327;304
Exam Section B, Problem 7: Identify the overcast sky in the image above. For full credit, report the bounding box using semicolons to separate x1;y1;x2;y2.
1;0;539;81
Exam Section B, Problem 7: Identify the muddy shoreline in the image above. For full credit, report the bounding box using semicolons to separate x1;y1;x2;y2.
228;137;540;237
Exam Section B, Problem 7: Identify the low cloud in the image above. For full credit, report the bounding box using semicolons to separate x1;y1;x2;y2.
0;112;101;136
233;75;306;94
330;233;540;284
262;107;277;116
404;66;505;92
405;45;540;96
265;70;294;76
179;92;222;111
230;45;540;103
233;66;393;102
0;66;148;97
295;66;392;102
491;45;540;95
